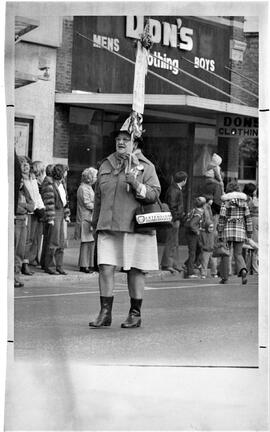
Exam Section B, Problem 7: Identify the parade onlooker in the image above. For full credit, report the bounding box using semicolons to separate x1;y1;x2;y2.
14;177;35;287
19;156;45;276
217;181;253;284
161;171;187;273
243;183;259;274
199;194;218;278
29;161;46;266
184;196;206;279
41;164;70;275
40;164;54;270
75;167;98;273
89;129;160;328
200;153;223;217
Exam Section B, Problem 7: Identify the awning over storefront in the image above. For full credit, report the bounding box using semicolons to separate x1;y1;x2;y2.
55;92;258;125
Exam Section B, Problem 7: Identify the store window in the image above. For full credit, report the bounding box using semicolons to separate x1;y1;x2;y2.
238;137;258;183
15;117;33;158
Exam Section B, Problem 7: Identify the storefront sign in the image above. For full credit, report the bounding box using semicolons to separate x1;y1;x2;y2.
73;16;231;99
217;114;258;137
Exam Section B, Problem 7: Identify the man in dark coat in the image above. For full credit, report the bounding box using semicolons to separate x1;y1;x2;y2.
161;171;188;273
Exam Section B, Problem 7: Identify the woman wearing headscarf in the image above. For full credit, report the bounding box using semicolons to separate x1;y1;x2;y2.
89;130;160;328
217;181;253;284
75;167;98;273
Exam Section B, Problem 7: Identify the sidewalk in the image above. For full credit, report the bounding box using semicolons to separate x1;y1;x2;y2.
22;228;191;285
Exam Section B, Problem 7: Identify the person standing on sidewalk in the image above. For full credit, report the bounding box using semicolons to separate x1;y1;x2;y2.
217;181;253;285
29;161;46;266
14;155;35;288
243;183;259;274
19;156;45;276
89;130;160;329
40;164;54;270
184;196;206;279
161;171;187;273
75;167;98;273
198;194;218;279
41;164;70;275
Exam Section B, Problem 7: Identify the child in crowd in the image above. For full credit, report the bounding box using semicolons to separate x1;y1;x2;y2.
199;194;218;279
184;196;206;278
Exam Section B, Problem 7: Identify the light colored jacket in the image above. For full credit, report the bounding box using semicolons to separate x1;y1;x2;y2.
75;183;95;242
92;150;160;233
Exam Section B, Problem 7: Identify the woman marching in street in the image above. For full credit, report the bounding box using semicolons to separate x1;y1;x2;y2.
217;180;253;285
75;167;98;273
89;129;160;328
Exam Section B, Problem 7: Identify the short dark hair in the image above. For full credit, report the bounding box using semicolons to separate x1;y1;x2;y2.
46;164;54;176
52;164;64;180
174;171;188;183
203;193;214;202
243;182;257;197
226;181;240;193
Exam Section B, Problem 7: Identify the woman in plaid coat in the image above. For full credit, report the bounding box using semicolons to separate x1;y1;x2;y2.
217;181;253;284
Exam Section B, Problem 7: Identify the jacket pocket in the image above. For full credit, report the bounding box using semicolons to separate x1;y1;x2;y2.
99;170;112;184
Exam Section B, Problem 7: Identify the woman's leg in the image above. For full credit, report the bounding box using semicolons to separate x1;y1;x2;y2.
127;267;145;298
200;251;210;277
98;264;116;296
89;241;95;269
219;255;230;282
78;242;90;268
89;264;115;327
121;267;145;328
233;242;247;275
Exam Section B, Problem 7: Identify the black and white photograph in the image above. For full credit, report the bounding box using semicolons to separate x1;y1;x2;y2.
1;1;269;430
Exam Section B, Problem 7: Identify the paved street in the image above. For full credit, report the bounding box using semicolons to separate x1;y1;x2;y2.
14;273;258;366
5;273;268;431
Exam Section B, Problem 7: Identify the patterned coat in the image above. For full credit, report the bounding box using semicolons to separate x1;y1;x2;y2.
41;177;70;223
217;192;253;242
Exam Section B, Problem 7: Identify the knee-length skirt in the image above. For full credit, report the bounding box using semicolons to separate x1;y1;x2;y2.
97;231;159;271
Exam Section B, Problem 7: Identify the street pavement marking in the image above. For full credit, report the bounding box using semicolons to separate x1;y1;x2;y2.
14;281;257;299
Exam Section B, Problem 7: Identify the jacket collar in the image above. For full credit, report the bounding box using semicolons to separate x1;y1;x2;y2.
107;150;152;169
221;191;247;201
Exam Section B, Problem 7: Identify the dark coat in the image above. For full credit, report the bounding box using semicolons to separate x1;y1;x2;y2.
164;183;184;222
92;150;160;233
186;208;204;236
14;151;22;214
200;177;222;215
16;184;35;218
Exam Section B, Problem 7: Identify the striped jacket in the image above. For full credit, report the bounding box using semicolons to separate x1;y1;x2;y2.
217;192;253;242
40;176;70;223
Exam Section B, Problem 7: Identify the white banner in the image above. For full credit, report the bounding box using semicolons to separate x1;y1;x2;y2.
132;41;149;114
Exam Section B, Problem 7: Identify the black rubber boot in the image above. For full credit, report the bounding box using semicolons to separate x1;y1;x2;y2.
21;263;34;276
241;268;248;285
121;298;142;328
89;296;114;328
